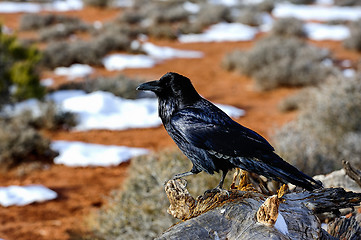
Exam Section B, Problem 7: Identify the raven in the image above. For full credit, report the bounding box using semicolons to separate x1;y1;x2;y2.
137;72;322;191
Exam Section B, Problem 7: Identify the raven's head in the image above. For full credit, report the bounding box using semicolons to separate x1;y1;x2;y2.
137;72;201;105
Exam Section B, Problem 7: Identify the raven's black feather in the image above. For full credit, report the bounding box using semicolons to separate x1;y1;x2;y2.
137;72;323;191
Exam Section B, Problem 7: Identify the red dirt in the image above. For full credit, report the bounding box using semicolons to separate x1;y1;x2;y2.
0;7;359;240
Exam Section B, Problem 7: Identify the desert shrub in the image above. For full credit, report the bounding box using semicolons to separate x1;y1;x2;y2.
236;7;265;27
116;10;144;25
0;25;45;107
19;14;82;30
41;41;102;68
0;115;56;169
222;36;332;90
28;101;78;130
273;74;361;176
178;21;203;35
92;31;132;56
83;0;112;8
147;4;190;24
288;0;315;4
343;19;361;52
194;4;232;28
148;24;178;40
271;17;306;38
56;74;142;99
87;149;233;239
254;0;275;12
41;24;137;68
334;0;361;6
277;88;311;112
39;22;90;41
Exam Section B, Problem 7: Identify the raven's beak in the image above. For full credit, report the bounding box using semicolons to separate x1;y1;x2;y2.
136;80;161;92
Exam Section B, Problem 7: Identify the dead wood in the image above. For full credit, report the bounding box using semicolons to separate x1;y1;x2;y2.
343;160;361;188
157;178;361;240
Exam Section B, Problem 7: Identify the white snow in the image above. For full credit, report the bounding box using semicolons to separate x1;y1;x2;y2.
0;0;83;13
1;98;44;118
103;43;203;71
273;3;361;21
142;42;204;59
41;78;54;87
51;140;149;167
183;1;200;13
343;69;356;78
304;23;350;41
54;64;93;79
178;22;258;43
0;185;57;207
47;90;245;131
275;212;289;235
102;54;156;71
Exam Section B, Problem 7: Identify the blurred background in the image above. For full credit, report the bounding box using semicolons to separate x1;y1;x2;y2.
0;0;360;239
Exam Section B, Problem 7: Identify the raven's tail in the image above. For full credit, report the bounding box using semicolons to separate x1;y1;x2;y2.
231;152;323;191
257;152;323;191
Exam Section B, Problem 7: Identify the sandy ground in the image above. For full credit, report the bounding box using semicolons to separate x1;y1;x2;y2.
0;6;359;240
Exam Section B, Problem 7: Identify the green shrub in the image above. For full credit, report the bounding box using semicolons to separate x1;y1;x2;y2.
86;149;233;239
222;36;332;90
343;19;361;52
273;74;361;176
0;25;45;107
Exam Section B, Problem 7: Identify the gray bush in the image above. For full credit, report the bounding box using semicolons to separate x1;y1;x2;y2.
271;17;306;38
39;22;90;41
0;114;56;169
222;36;332;90
273;74;361;176
56;74;142;99
343;19;361;52
19;14;82;30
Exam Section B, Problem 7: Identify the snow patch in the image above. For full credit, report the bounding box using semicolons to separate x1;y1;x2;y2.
275;212;289;235
51;140;149;167
273;3;361;21
0;185;57;207
102;43;203;71
54;64;93;79
178;22;258;43
304;23;350;41
0;0;83;13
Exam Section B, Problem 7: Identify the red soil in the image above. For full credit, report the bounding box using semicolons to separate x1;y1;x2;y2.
0;7;359;240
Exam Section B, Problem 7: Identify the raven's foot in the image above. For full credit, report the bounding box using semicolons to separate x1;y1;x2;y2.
204;187;230;197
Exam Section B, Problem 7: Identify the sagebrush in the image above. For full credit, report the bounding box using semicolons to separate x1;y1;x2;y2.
273;74;361;176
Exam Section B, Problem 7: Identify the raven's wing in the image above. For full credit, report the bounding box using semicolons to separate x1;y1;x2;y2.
170;106;274;157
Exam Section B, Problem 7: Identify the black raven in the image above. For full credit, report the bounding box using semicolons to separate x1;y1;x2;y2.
137;72;323;191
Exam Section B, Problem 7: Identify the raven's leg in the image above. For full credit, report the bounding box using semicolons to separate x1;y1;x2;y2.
171;171;196;180
205;170;229;195
171;168;201;180
216;169;228;189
